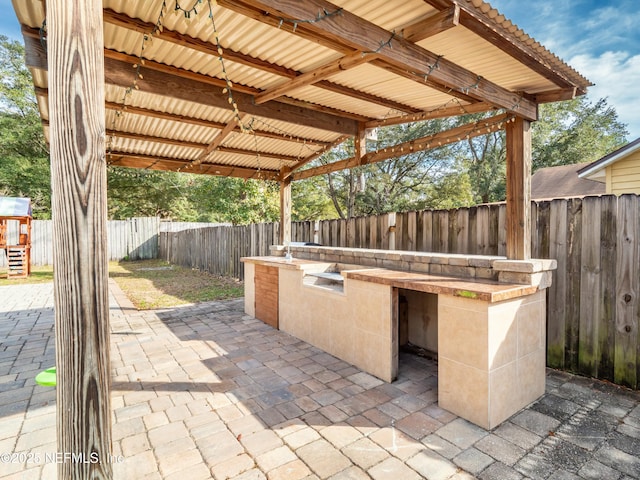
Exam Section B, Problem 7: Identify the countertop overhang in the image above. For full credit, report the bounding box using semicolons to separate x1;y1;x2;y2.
241;256;539;302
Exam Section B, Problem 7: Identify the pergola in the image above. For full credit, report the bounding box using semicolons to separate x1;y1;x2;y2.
13;0;590;477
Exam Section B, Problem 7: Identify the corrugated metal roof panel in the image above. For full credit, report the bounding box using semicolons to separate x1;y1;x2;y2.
13;0;592;179
419;27;556;94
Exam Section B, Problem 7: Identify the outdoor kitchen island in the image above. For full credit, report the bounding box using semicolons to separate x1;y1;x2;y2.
242;246;556;429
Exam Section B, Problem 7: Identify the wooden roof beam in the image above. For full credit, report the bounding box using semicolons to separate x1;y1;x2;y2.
193;114;248;165
101;11;419;114
421;0;587;92
103;56;361;135
34;84;336;147
255;51;374;105
23;34;360;136
282;135;351;180
104;129;301;162
216;1;491;108
533;87;578;104
107;152;281;180
365;101;496;128
229;0;538;121
24;27;369;123
44;119;306;164
401;5;460;42
293;112;511;180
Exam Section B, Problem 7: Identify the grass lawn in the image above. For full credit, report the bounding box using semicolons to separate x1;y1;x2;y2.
0;259;243;309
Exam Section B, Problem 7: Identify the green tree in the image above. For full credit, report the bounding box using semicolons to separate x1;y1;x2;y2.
532;96;628;171
0;36;51;218
107;167;199;220
313;120;467;218
189;175;280;224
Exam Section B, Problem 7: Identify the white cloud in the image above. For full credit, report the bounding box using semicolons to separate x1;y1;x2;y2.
570;51;640;139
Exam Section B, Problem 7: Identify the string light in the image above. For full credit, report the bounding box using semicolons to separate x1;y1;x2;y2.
461;76;482;95
174;0;203;19
276;7;343;32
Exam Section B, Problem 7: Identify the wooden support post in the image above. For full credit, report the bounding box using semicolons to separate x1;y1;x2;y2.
280;177;292;245
506;116;532;260
355;124;367;164
48;1;112;478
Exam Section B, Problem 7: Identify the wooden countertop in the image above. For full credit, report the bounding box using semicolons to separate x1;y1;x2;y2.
342;269;538;303
241;256;538;302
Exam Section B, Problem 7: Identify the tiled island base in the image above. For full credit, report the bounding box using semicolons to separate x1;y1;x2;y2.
242;247;554;430
438;291;546;429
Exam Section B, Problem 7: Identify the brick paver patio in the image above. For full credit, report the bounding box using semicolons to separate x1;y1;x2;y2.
1;281;639;479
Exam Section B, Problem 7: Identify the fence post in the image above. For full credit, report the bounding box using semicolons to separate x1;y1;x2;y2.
388;212;396;250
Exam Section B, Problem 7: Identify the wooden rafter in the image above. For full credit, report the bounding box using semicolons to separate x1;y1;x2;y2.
254;4;462;108
101;10;419;115
401;5;460;42
293;113;511;180
421;0;588;93
34;86;334;147
23;31;369;124
23;34;361;136
216;0;486;107
107;152;281;180
255;51;375;105
42;120;306;164
223;0;538;120
283;135;351;179
533;88;578;104
365;101;496;128
193;113;248;165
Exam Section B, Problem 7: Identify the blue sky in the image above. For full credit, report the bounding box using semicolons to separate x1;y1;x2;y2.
1;0;638;139
488;0;640;140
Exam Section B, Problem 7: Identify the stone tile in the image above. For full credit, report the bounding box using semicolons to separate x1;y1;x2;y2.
342;437;390;470
210;453;255;480
199;430;245;466
255;445;297;472
147;421;190;448
230;469;266;480
511;409;561;437
405;450;459;480
241;429;283;457
435;418;487;450
578;459;622;480
453;447;494;474
368;426;425;460
514;453;557;479
157;445;203;477
395;411;441;440
121;432;151;457
320;423;363;449
296;439;352;478
266;460;312;480
594;444;640;478
421;433;461;460
347;372;384;390
493;421;542;450
327;465;370;480
310;389;344;406
475;433;526;466
478;462;523;480
369;456;422;480
283;426;321;449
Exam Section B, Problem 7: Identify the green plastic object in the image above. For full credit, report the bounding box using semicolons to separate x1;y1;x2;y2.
35;366;56;387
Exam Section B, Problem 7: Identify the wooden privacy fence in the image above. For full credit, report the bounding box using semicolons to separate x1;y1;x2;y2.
160;194;640;389
160;223;280;279
0;217;160;266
